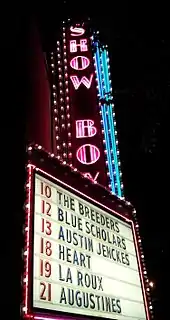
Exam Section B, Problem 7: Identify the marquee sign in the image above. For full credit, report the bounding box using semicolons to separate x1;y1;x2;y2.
50;21;123;196
22;160;151;320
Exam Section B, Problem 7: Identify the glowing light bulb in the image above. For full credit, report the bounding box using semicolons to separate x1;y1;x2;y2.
149;281;154;288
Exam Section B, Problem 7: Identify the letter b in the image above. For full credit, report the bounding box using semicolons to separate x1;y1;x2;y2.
58;208;64;221
76;120;97;138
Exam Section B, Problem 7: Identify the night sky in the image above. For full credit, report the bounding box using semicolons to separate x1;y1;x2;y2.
2;2;167;319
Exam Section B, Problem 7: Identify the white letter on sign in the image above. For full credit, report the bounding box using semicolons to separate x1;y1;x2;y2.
70;26;85;37
70;74;93;90
76;144;100;165
70;39;88;52
70;56;90;70
76;120;97;138
83;172;100;181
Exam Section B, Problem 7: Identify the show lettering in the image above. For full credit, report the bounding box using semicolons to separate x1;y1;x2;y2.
68;25;103;184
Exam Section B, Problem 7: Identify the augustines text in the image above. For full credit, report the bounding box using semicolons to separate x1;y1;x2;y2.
56;190;130;314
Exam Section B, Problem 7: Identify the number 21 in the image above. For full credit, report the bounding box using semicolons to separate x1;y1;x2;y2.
40;282;51;301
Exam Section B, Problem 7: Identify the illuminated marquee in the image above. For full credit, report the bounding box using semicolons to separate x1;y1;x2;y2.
50;21;124;195
22;161;151;320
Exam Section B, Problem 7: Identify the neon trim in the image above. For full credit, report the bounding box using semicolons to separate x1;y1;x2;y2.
132;222;151;320
76;144;100;165
101;104;116;193
76;119;97;138
70;74;93;89
70;39;88;52
83;171;100;181
94;47;115;193
102;49;121;196
94;44;104;98
70;26;85;36
70;56;90;70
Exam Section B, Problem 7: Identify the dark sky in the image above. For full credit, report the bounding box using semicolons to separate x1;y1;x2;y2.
2;2;167;319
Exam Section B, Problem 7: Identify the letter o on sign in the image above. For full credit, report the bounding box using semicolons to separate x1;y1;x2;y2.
70;56;90;70
76;144;100;165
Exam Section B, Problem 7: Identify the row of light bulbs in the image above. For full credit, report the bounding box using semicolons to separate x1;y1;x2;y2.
50;34;73;163
62;27;73;161
132;208;154;316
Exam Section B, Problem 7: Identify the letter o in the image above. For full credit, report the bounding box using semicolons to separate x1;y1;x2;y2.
76;144;100;165
70;56;90;70
84;273;91;288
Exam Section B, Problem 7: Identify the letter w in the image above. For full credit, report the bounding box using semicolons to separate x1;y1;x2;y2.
70;74;93;90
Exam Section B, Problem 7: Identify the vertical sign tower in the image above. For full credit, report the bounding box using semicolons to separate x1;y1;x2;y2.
21;19;154;320
50;20;123;197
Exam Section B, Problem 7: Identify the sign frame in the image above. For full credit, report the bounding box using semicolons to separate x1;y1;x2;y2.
23;149;150;320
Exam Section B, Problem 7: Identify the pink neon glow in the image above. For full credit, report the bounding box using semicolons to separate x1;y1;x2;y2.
70;39;88;52
34;316;71;320
34;317;57;320
76;144;100;165
132;222;150;320
70;56;90;70
76;119;97;138
83;171;100;181
70;74;93;90
70;26;85;36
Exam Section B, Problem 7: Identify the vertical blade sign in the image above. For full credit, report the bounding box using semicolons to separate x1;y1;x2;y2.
66;23;109;186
